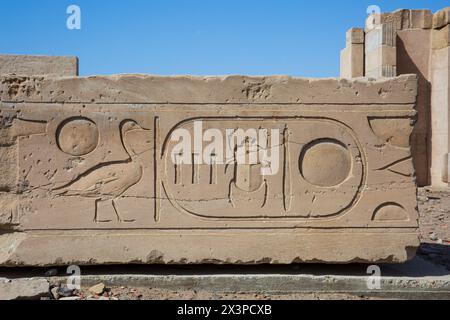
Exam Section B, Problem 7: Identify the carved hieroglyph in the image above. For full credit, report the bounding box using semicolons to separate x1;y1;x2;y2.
0;74;419;266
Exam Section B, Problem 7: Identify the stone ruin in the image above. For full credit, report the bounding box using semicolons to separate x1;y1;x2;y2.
341;7;450;188
1;6;449;267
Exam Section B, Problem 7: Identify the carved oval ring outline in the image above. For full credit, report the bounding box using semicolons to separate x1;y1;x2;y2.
299;139;352;188
56;117;99;156
161;116;368;221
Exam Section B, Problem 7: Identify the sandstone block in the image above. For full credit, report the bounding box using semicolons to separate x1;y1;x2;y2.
366;45;397;69
433;7;450;29
340;45;364;78
341;29;365;78
0;55;78;77
366;10;409;32
346;28;364;45
365;24;396;52
0;74;419;266
410;10;433;29
396;29;433;187
366;66;397;78
432;25;450;50
430;47;450;187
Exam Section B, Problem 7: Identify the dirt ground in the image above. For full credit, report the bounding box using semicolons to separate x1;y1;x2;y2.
45;188;449;300
70;288;379;301
417;188;450;270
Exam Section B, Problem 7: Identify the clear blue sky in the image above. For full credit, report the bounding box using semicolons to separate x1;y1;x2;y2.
1;0;448;77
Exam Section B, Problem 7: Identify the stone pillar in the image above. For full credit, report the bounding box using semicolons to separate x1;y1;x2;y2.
396;26;432;187
0;55;78;77
365;22;397;78
340;28;364;78
430;8;450;186
364;9;433;187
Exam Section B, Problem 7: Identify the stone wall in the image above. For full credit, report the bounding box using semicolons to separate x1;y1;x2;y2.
340;7;450;188
0;55;78;77
0;73;419;266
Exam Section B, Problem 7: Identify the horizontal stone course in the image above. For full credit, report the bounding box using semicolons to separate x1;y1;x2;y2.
0;74;417;104
0;55;78;77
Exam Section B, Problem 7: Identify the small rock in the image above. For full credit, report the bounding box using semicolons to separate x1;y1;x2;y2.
418;196;429;202
89;283;106;295
45;269;58;277
50;286;60;300
429;232;439;241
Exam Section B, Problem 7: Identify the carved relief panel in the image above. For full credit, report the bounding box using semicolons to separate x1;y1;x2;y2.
0;75;420;265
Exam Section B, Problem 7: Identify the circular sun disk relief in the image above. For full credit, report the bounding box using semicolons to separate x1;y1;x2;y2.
57;118;99;156
300;139;352;187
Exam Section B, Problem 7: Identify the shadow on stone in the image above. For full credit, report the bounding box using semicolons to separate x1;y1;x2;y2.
417;242;450;272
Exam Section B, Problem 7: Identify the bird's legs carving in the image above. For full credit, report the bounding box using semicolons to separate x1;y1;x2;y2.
94;198;112;223
93;198;136;223
111;198;136;223
113;198;136;223
111;199;122;223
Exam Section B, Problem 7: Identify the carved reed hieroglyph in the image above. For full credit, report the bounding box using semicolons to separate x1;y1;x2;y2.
0;74;419;266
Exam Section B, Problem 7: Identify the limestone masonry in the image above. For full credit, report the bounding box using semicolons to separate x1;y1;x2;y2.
0;74;419;266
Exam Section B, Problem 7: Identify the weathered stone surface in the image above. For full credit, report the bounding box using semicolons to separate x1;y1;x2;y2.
397;29;432;187
0;55;78;77
366;45;397;69
341;28;365;78
346;28;364;45
0;74;417;104
432;25;450;50
366;10;410;33
375;9;433;30
410;10;433;29
433;7;450;30
0;74;419;266
89;283;106;295
340;45;364;78
365;23;397;78
345;6;450;188
430;46;450;186
365;24;396;51
0;278;49;300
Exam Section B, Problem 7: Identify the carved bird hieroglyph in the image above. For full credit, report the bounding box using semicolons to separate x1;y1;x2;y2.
52;120;151;223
